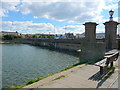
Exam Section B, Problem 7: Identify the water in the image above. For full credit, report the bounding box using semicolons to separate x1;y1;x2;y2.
2;44;79;88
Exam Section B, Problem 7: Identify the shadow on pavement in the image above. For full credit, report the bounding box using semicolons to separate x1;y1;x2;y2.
88;68;115;88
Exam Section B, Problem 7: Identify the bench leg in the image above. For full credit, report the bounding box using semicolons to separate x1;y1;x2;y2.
110;62;113;67
100;67;103;74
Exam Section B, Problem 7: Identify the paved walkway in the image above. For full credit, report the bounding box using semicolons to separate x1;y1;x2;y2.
23;51;119;89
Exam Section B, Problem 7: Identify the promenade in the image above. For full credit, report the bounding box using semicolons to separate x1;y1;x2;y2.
23;51;119;89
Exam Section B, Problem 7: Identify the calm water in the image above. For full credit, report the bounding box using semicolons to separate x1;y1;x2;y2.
2;44;79;88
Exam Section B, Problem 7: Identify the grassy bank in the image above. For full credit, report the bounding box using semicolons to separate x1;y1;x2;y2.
11;73;56;88
11;60;90;89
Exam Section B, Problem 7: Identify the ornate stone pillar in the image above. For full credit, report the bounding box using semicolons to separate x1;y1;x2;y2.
79;22;105;63
104;21;119;50
83;22;98;43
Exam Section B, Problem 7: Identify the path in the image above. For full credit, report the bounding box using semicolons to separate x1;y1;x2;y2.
23;51;119;89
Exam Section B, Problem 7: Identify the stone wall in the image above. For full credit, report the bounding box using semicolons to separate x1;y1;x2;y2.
79;42;105;63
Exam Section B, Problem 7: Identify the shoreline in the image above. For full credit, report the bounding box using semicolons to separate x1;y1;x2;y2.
2;40;81;88
1;39;80;57
12;63;86;89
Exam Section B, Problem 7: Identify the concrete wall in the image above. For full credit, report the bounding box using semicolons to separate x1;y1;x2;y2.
3;38;119;63
6;38;120;51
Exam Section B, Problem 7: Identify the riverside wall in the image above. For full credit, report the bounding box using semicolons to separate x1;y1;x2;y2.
1;38;120;52
2;38;120;62
3;39;82;51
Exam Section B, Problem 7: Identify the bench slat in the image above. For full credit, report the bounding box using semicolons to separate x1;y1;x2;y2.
95;52;119;67
95;58;107;67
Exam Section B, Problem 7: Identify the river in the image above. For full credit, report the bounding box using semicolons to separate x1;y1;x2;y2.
2;44;79;88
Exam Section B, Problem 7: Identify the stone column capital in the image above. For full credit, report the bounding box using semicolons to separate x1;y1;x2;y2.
83;22;98;26
103;21;120;25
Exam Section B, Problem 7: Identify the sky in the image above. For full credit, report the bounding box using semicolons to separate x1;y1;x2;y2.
0;0;120;34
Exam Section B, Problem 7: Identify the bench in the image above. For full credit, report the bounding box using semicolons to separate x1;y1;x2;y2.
95;52;119;74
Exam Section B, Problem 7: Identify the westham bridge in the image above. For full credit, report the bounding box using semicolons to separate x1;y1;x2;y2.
4;10;120;62
10;20;120;63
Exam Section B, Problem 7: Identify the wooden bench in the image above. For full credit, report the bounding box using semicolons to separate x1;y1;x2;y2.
95;52;119;74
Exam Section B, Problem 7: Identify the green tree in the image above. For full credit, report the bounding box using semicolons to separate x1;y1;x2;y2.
47;35;54;39
0;36;2;39
43;35;47;38
39;35;42;38
3;35;16;40
32;35;37;38
18;35;23;39
47;35;50;38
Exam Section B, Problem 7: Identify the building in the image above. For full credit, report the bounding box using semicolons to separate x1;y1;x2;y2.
65;33;74;38
96;33;105;39
54;34;66;39
0;31;19;36
75;33;85;38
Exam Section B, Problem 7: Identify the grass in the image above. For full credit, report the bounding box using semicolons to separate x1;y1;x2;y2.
11;73;56;89
60;60;88;72
11;84;26;89
10;61;88;89
26;77;42;85
60;66;75;72
54;75;65;80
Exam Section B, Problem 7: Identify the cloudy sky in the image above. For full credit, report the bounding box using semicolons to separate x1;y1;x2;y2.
1;0;119;34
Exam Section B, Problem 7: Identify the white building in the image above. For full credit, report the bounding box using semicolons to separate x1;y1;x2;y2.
0;31;19;36
75;33;85;38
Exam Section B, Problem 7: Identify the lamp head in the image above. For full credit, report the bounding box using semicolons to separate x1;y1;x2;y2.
109;10;114;17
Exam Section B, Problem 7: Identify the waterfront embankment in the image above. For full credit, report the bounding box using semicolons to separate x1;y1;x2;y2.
1;39;82;52
1;38;120;51
0;41;11;44
22;52;119;88
2;44;80;88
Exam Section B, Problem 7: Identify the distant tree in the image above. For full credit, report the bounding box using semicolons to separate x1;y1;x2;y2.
50;36;54;39
39;35;42;38
32;35;37;38
3;35;17;40
47;35;50;38
43;35;47;38
18;35;23;39
0;36;2;39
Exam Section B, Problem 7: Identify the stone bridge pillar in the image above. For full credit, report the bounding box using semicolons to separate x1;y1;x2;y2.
104;21;119;50
79;22;105;63
83;22;98;43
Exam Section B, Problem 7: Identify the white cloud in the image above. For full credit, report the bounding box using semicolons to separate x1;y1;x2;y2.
2;20;118;35
1;21;55;34
1;0;119;34
1;21;86;34
54;25;85;34
1;0;118;23
16;1;106;23
103;4;118;10
0;0;20;17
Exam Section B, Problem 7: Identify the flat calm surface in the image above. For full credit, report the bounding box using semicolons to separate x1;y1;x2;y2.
2;44;79;88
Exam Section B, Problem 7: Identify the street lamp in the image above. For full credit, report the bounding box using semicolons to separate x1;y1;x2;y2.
109;10;114;21
64;25;67;34
54;25;55;37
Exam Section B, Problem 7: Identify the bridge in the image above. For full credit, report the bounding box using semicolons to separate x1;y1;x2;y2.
9;10;120;63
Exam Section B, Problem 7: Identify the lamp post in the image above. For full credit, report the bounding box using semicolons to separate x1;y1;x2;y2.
109;10;114;21
64;25;67;34
54;25;55;38
104;10;119;50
